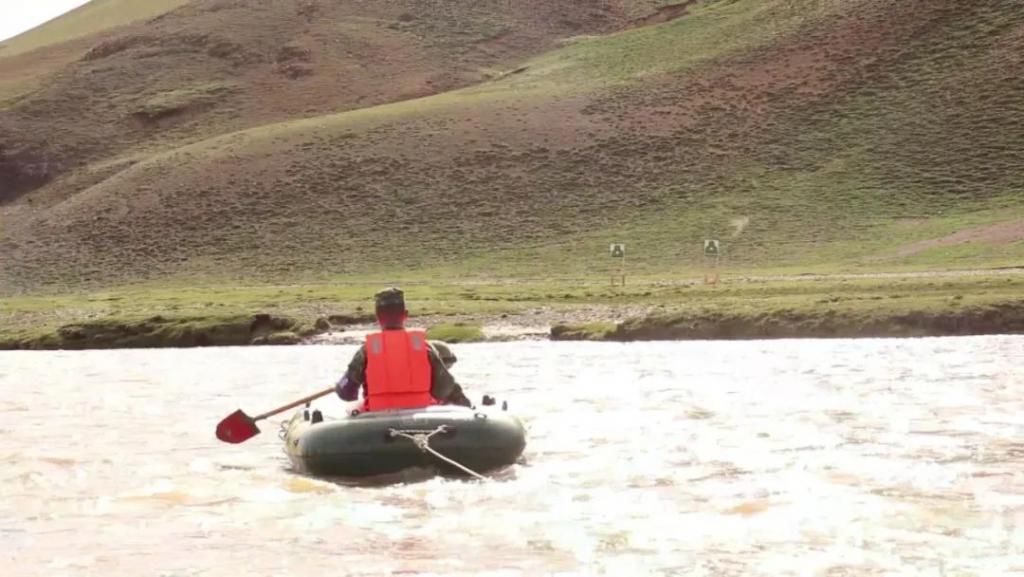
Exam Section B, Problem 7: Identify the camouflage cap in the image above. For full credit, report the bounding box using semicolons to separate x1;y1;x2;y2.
374;287;406;309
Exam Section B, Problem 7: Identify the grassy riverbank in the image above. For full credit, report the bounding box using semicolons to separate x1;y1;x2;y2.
3;270;1022;350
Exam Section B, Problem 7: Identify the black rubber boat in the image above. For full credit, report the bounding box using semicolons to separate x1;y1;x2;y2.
282;404;527;479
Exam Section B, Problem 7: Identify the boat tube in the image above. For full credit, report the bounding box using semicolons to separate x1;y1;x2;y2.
282;404;527;478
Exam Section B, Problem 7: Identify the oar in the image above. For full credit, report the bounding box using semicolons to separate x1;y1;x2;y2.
216;386;335;444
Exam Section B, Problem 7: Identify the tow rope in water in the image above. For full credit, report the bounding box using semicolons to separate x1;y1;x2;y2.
389;425;487;481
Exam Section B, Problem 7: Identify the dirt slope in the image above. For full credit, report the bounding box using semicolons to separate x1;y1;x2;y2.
0;0;669;204
1;0;1023;291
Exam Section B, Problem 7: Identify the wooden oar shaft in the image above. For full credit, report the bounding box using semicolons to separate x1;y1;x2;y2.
253;386;335;421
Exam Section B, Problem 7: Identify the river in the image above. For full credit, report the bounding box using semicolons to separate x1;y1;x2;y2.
2;337;1023;576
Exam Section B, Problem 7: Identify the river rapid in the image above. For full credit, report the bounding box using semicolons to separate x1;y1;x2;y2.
2;337;1023;576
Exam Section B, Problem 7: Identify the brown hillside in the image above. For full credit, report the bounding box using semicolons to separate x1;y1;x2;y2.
2;0;1023;291
0;0;675;205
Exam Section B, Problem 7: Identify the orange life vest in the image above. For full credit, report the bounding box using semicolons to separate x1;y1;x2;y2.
363;329;434;411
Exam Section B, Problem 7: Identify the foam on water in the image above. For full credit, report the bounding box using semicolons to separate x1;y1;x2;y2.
2;336;1023;576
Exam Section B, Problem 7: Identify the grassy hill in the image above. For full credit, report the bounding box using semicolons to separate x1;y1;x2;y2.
0;1;193;111
1;0;1023;295
0;0;192;57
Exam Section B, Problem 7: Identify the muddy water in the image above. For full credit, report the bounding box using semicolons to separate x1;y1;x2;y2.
2;337;1023;576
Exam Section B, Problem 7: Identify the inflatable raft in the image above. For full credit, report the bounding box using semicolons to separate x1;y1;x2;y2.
282;404;527;479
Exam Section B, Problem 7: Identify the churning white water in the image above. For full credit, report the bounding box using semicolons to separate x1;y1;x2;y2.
2;336;1023;576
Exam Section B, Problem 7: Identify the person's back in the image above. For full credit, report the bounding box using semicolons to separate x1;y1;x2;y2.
363;327;433;411
335;288;472;411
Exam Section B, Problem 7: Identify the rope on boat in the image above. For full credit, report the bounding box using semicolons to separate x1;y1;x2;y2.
388;425;487;481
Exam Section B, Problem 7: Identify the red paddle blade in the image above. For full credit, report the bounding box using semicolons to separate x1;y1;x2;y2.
216;410;260;444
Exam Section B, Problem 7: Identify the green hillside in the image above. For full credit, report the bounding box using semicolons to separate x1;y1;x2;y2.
1;0;1022;295
0;0;191;57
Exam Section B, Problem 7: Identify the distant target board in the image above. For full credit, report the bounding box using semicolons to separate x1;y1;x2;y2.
703;239;721;285
610;243;626;258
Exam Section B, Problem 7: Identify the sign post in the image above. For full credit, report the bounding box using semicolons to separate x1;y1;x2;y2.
703;239;721;285
610;243;626;286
